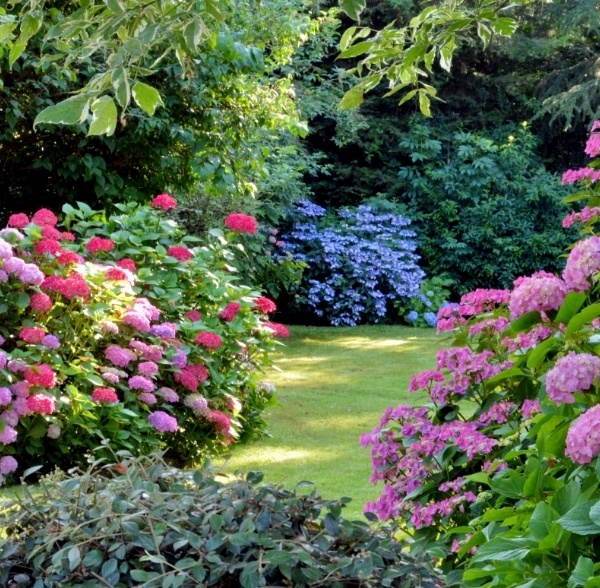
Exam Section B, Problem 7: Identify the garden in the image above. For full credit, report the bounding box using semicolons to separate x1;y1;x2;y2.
1;0;600;586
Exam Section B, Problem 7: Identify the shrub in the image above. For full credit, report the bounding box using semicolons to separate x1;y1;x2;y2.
0;451;443;588
282;200;425;326
361;122;600;586
394;276;454;327
0;198;288;479
397;119;575;295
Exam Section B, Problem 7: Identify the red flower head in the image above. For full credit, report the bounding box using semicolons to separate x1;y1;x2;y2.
92;388;119;404
30;292;53;313
195;332;223;350
105;267;128;281
24;364;56;388
254;296;277;314
219;302;241;322
59;231;76;241
167;245;192;261
86;236;115;254
56;251;84;265
224;213;257;235
41;226;61;240
151;194;177;211
19;327;46;344
26;394;55;414
117;258;137;272
186;310;202;321
263;322;290;338
186;364;208;382
32;209;58;227
34;238;62;255
7;213;29;228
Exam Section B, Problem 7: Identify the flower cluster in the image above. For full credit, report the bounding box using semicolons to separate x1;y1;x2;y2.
545;352;600;405
562;236;600;291
283;202;424;326
509;271;568;319
224;213;258;235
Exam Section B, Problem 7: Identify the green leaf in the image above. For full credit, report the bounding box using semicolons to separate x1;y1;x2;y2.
397;89;418;106
112;68;131;109
491;17;518;37
240;562;260;588
418;92;431;117
68;546;81;571
9;40;27;68
506;311;542;335
566;303;600;337
555;291;588;325
529;502;558;540
0;22;17;44
105;0;124;13
472;537;533;563
558;502;600;535
339;26;357;51
338;40;373;59
88;96;117;136
132;82;164;116
341;0;366;21
339;86;364;110
34;94;91;128
263;551;293;566
569;557;595;587
489;473;525;499
14;292;30;309
439;44;453;72
183;18;204;52
476;22;492;47
526;338;558;370
20;13;43;42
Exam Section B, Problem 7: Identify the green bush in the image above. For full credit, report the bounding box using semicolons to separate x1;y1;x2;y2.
397;119;574;295
0;452;443;587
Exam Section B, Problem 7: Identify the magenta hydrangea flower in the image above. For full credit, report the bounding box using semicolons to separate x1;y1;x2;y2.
509;271;569;319
546;352;600;405
138;361;159;377
0;388;11;406
128;375;155;393
26;394;55;415
0;425;17;445
138;392;157;405
0;455;18;475
585;121;600;158
105;345;137;368
148;411;178;433
521;399;541;419
123;311;151;332
0;238;12;260
92;388;119;404
563;236;600;292
195;332;223;350
566;404;600;464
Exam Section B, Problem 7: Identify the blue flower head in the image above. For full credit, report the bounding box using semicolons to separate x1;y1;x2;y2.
407;310;419;323
424;311;438;327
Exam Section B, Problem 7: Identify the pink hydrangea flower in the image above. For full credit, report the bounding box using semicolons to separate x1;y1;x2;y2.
167;245;192;261
148;411;178;433
184;393;208;412
116;258;137;272
0;455;18;475
34;238;61;255
92;388;119;403
185;310;201;321
123;311;151;332
26;394;55;414
23;364;56;388
585;121;600;158
566;404;600;464
0;239;12;260
224;213;257;235
509;271;568;319
157;387;179;402
31;208;58;227
546;352;600;405
7;213;29;228
254;296;277;314
105;345;137;368
129;375;155;393
47;424;61;439
18;263;45;285
151;193;177;210
0;388;11;406
521;399;541;419
19;327;46;344
219;302;241;322
30;292;53;313
0;425;17;445
138;361;159;377
86;236;115;253
262;322;290;338
138;392;157;405
563;237;600;291
195;332;223;349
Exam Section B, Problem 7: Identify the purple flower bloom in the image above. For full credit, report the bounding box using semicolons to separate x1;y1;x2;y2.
509;271;568;319
42;334;60;349
184;394;208;412
148;411;178;433
0;388;11;406
150;322;177;339
0;455;18;475
105;345;137;368
157;387;179;402
171;348;188;369
0;238;12;259
128;375;155;393
18;263;45;285
563;236;600;292
0;425;17;445
566;404;600;464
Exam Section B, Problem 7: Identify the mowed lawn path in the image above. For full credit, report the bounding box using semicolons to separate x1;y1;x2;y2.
221;325;445;519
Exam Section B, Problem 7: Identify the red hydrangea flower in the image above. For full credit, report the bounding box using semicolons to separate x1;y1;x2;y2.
41;226;61;240
167;245;192;261
30;292;53;313
7;213;29;228
34;238;62;255
263;322;290;338
86;237;115;253
32;208;58;227
56;251;84;265
186;364;208;382
195;332;223;349
254;296;277;314
208;410;233;442
151;193;177;210
117;258;137;272
174;369;199;392
185;310;201;321
59;231;76;241
19;327;46;344
60;273;90;299
26;394;55;414
92;388;119;404
24;364;56;388
224;213;257;235
105;267;129;281
219;302;241;322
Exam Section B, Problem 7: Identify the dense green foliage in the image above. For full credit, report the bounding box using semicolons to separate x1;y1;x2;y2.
0;452;442;587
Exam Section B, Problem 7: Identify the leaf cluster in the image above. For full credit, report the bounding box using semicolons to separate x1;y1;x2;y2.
0;452;442;588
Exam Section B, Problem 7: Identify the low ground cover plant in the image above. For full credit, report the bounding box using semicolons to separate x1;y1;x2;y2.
0;451;443;587
362;122;600;586
281;200;425;326
0;198;288;479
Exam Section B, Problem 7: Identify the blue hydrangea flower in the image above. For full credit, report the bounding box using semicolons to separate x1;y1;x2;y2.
407;310;419;323
424;311;438;326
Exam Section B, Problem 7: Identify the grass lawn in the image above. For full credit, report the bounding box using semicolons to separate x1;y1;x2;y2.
219;325;446;519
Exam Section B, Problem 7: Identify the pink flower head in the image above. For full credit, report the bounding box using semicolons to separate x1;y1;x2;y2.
92;388;119;403
56;251;84;266
254;296;277;314
105;267;129;282
61;273;90;299
31;208;58;227
41;226;61;240
138;392;157;405
128;375;155;393
19;327;46;344
47;424;61;439
151;193;177;210
262;322;290;338
0;425;17;445
148;411;178;433
521;399;541;419
561;168;600;186
138;361;159;377
566;404;600;464
18;263;44;285
546;352;600;405
585;122;600;159
185;310;201;321
157;387;179;402
123;311;151;332
132;298;161;321
24;364;56;388
0;388;11;406
105;345;137;368
224;213;257;235
563;237;600;292
219;302;241;322
2;257;25;274
167;245;192;261
26;394;55;414
7;213;29;228
187;364;208;382
208;409;233;442
0;455;18;475
86;236;115;254
184;393;208;412
30;292;53;313
195;332;223;350
509;271;568;319
59;231;76;241
116;258;137;272
34;238;61;255
0;239;12;260
174;369;199;392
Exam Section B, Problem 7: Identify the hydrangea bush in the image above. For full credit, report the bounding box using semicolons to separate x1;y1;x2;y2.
395;276;454;328
282;200;425;326
361;123;600;586
0;198;288;481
